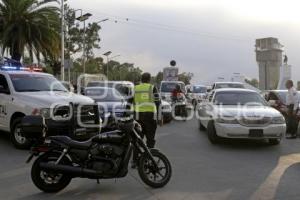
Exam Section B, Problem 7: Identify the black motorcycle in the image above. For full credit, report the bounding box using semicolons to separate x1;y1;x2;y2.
23;114;172;193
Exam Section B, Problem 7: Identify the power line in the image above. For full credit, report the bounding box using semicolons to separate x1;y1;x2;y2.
82;9;253;42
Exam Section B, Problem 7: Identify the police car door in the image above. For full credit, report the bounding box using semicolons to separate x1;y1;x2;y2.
0;74;10;129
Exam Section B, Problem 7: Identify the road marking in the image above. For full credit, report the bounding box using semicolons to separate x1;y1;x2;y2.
182;189;232;200
250;153;300;200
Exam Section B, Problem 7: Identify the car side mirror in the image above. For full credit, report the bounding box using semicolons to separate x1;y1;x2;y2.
0;85;10;94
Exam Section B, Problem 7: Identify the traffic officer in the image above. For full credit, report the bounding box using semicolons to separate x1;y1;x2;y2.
285;80;299;139
132;72;161;168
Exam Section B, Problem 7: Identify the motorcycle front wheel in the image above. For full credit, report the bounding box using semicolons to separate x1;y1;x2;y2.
138;150;172;188
31;152;72;193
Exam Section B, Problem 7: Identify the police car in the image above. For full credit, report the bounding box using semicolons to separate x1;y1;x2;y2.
0;59;94;149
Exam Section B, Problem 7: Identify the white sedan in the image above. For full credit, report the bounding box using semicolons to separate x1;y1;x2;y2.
198;88;286;145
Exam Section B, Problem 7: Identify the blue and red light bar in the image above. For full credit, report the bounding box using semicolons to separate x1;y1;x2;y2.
0;58;43;72
0;65;43;72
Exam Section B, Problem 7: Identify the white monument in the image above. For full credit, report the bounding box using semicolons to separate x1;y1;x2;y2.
255;38;283;90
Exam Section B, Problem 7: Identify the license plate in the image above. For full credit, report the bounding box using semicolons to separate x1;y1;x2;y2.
249;129;264;137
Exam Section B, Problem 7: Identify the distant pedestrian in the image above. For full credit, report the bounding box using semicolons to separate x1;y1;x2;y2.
285;80;299;139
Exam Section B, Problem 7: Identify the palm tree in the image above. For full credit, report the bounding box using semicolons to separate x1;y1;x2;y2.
0;0;60;61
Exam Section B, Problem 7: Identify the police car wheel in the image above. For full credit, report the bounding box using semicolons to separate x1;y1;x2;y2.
11;118;31;149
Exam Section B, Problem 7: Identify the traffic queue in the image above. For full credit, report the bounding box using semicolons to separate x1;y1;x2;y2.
0;58;297;193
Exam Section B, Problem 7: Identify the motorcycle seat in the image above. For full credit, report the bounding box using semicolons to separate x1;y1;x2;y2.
92;131;125;143
49;136;92;150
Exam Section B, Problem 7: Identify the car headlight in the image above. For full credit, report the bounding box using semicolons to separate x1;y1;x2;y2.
271;116;286;124
216;116;239;124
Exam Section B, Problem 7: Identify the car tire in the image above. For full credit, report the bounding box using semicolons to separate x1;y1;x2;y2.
198;120;206;131
11;117;31;149
207;120;220;144
269;138;281;145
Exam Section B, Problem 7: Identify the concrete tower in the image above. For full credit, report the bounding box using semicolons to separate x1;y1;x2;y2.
255;38;283;90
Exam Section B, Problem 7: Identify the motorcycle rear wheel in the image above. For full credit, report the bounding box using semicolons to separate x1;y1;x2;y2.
31;152;72;193
138;149;172;188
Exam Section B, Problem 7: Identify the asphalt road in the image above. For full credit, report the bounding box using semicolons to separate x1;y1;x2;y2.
1;118;300;200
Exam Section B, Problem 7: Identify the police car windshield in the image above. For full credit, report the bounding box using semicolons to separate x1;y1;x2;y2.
9;74;68;92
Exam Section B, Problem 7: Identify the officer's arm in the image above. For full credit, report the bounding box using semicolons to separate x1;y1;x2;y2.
153;86;161;107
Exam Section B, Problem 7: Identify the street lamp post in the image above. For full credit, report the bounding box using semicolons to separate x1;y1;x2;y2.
102;52;121;80
76;13;92;74
110;54;121;80
103;51;112;79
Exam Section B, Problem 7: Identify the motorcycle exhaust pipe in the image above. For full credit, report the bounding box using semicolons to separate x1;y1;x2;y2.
39;162;102;178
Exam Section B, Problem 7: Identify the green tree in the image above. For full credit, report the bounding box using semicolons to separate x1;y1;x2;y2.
245;78;259;88
152;71;163;86
84;23;101;59
64;6;101;60
0;0;60;61
178;72;193;85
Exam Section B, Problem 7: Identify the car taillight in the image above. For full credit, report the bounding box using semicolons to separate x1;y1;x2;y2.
32;146;49;153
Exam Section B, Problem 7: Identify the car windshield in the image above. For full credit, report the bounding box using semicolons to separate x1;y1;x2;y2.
87;82;114;88
193;86;207;93
87;82;133;97
9;74;68;92
215;83;245;89
214;91;267;106
161;82;186;93
85;88;123;102
115;84;133;97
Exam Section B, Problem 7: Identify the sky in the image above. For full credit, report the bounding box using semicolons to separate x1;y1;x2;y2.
68;0;300;85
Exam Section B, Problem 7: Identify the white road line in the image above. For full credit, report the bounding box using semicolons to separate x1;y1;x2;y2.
250;153;300;200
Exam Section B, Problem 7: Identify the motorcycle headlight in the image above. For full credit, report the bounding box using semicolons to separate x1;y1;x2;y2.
271;116;285;124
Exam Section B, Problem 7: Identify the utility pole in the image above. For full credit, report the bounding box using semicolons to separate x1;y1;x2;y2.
60;0;66;81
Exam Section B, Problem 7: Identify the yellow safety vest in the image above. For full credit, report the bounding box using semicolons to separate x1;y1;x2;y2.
134;83;157;113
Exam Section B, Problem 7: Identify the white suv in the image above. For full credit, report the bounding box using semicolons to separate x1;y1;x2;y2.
0;68;94;148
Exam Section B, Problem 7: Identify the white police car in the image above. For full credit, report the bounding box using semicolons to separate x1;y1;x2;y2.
0;60;94;149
